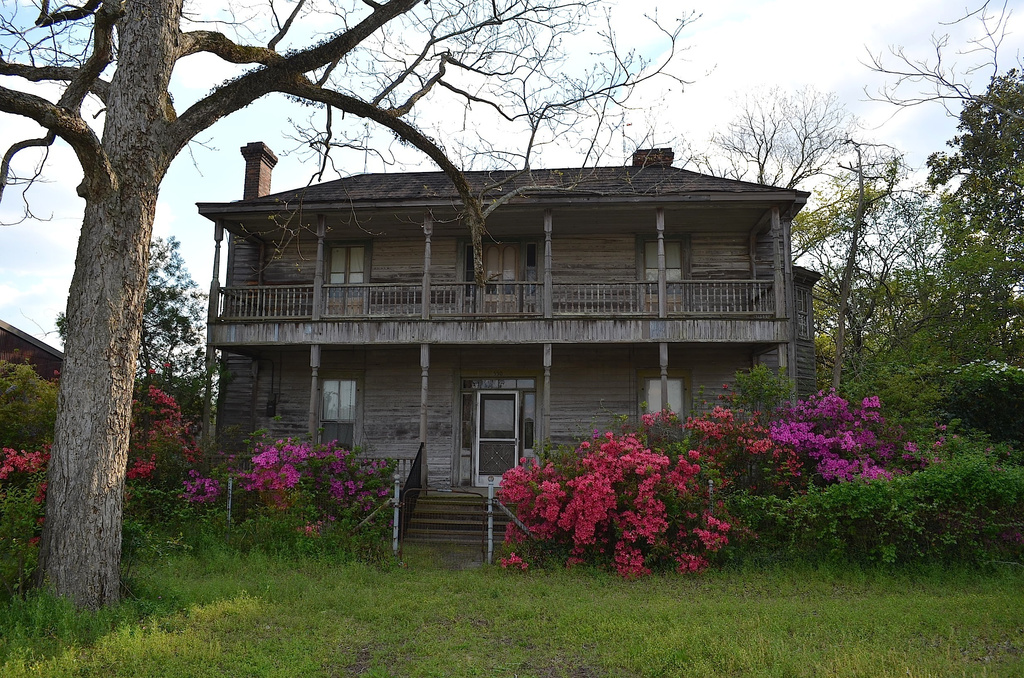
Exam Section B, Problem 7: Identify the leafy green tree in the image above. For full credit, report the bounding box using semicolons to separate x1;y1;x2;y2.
139;237;207;421
0;361;57;451
927;69;1024;364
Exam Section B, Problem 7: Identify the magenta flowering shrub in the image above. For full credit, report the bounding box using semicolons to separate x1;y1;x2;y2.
227;437;395;530
769;391;928;484
181;469;221;503
499;429;732;578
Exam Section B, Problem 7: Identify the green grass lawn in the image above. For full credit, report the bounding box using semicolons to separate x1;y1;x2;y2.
3;546;1024;677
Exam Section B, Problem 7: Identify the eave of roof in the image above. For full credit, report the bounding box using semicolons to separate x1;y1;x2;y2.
0;319;64;360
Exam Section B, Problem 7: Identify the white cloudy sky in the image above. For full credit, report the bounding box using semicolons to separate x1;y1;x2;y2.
1;0;1020;345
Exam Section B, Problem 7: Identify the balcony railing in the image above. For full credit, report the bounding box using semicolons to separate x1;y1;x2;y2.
218;280;775;321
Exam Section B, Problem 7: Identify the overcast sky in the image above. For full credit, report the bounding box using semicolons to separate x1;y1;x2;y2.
1;0;1020;346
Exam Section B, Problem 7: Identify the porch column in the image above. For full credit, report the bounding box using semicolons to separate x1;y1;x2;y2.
422;214;433;319
660;342;669;411
544;210;553;318
656;208;667;319
312;214;326;321
202;220;224;442
420;343;430;488
543;343;552;443
782;212;798;389
771;207;790;382
308;345;321;438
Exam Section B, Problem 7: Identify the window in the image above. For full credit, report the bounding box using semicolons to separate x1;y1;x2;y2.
463;243;538;283
321;379;357;448
796;288;813;340
644;241;683;281
643;377;685;414
329;246;365;284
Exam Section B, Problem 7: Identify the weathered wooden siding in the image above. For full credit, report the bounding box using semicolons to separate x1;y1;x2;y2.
550;236;636;283
691;233;751;280
367;238;425;284
547;344;636;445
796;338;817;396
259;241;318;285
430;240;459;284
216;352;257;451
226;236;262;286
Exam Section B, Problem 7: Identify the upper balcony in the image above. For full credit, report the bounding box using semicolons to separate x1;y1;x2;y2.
207;278;788;348
200;149;807;348
217;280;775;321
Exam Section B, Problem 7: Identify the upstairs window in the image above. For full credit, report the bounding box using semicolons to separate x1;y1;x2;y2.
796;288;813;340
464;243;537;282
644;241;683;281
330;246;365;284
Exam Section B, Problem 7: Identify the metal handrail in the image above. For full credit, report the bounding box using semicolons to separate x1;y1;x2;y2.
398;442;424;547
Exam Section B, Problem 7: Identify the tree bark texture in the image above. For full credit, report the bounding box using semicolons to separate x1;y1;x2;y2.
37;0;181;609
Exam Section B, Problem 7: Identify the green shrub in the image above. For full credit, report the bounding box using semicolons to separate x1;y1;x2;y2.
0;361;57;451
940;361;1024;444
729;446;1024;566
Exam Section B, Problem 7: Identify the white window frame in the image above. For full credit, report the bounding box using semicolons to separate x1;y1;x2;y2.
320;377;359;449
329;245;366;285
637;370;691;415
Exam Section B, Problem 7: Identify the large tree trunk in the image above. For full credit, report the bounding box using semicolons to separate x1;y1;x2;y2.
38;186;156;608
36;0;181;610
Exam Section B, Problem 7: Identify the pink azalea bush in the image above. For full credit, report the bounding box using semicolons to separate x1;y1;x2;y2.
500;388;943;577
1;446;49;596
499;426;732;578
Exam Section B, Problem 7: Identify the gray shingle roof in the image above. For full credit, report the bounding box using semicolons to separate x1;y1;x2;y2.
242;165;807;207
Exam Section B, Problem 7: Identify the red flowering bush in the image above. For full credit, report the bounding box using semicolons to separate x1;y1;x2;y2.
683;405;804;496
1;446;49;597
499;428;732;578
124;385;203;523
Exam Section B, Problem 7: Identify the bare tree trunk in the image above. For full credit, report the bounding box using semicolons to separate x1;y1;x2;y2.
831;143;865;391
38;186;156;608
36;0;180;609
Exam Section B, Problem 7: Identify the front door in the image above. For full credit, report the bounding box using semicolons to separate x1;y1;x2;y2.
474;391;519;486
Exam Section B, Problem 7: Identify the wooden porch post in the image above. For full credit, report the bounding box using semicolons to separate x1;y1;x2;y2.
422;214;432;320
782;212;798;390
656;208;667;319
543;343;552;444
544;210;553;319
202;220;224;443
420;343;430;489
312;214;326;321
308;345;321;439
660;342;669;411
771;207;790;381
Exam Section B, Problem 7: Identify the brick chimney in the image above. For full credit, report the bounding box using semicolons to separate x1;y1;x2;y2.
632;148;674;168
240;142;279;199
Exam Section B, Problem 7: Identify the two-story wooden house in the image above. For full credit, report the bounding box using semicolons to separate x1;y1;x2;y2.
198;143;817;489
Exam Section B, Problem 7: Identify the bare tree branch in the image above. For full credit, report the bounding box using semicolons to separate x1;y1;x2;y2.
268;0;308;51
865;0;1022;119
0;130;55;204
